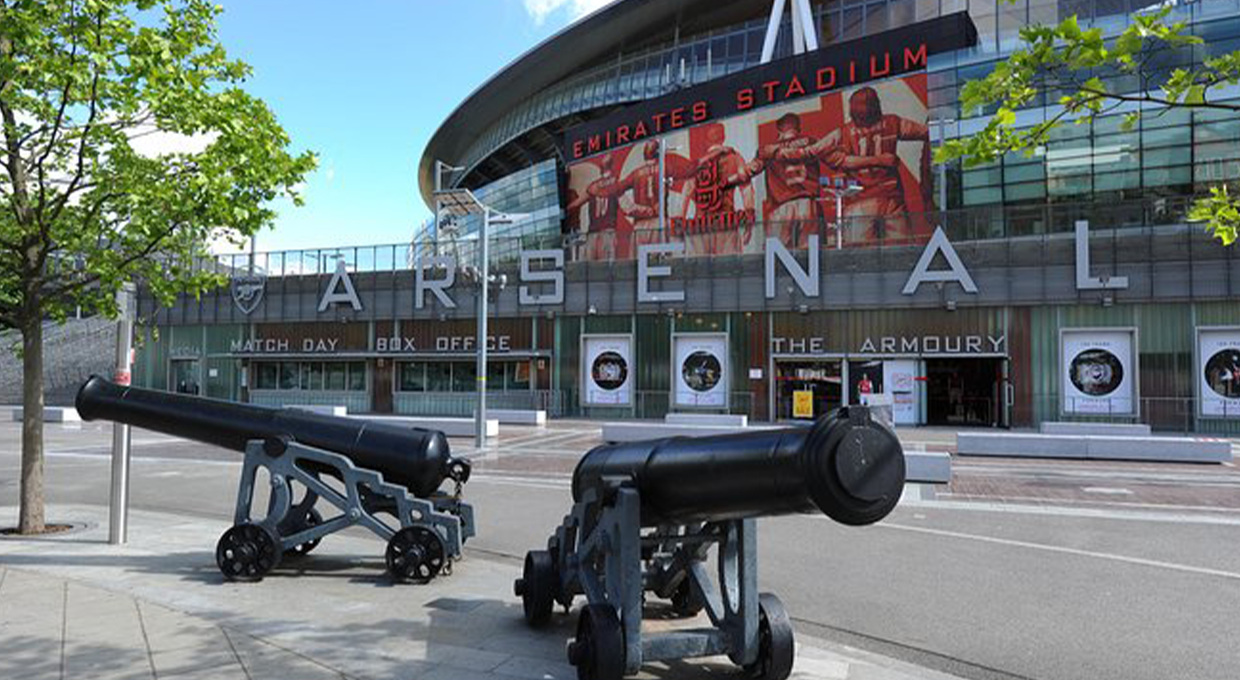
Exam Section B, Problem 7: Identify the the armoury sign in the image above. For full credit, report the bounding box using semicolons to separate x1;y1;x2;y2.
231;220;1131;314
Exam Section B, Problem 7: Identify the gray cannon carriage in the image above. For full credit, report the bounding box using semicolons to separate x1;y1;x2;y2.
76;376;474;583
515;407;905;680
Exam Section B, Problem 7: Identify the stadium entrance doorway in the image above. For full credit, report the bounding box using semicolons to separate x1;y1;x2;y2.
924;358;1005;427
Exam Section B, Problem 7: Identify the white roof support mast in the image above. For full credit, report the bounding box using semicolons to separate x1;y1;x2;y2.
760;0;820;64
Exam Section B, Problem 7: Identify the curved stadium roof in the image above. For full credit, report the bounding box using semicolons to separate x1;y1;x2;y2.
417;0;771;209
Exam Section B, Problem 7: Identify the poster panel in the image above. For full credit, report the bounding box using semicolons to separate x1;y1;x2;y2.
673;334;728;408
883;359;918;425
1199;329;1240;417
582;335;633;406
793;390;815;419
565;73;932;260
1061;330;1135;415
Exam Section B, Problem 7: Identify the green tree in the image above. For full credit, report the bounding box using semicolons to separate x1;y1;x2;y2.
0;0;315;534
936;6;1240;245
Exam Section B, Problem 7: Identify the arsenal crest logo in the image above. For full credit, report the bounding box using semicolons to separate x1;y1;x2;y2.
231;274;266;315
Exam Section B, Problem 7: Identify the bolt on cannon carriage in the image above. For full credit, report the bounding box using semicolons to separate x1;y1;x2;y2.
515;406;905;680
76;376;474;583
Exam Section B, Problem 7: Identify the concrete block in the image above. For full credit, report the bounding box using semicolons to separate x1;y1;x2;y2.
905;451;952;484
1040;421;1151;436
956;432;1087;458
957;432;1233;463
664;413;748;427
1086;436;1231;463
361;415;499;438
10;406;80;422
488;409;547;426
285;404;348;417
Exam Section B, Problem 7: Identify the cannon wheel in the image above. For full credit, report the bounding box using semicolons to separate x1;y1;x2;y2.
567;603;624;680
284;507;324;557
671;577;705;617
745;593;795;680
385;525;446;583
216;523;281;582
517;550;557;626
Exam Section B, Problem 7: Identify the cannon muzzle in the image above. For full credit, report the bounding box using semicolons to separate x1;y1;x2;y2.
571;407;904;526
76;375;465;498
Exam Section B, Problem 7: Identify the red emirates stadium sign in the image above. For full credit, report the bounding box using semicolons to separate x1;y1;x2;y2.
563;12;977;161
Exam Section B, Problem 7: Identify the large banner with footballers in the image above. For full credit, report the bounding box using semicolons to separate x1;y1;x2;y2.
564;73;932;260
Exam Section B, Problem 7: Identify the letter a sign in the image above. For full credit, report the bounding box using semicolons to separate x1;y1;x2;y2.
319;260;363;312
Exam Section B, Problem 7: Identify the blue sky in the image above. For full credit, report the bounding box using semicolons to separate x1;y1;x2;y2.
213;1;617;253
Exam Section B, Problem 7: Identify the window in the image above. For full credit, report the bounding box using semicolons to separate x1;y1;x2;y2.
400;363;426;392
347;362;366;391
453;362;476;392
325;362;347;391
256;363;278;390
428;362;451;392
279;362;299;390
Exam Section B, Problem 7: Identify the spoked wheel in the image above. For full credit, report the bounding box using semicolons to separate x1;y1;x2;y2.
567;603;625;680
385;525;446;584
216;523;281;582
670;577;704;617
745;593;795;680
284;507;324;557
515;550;558;626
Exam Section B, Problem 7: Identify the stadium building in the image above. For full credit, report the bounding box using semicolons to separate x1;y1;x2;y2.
135;0;1240;432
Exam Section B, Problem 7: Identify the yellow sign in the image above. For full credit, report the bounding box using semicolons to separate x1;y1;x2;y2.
793;390;814;419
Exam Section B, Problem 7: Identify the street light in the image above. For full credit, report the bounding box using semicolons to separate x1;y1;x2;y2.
433;161;527;449
819;176;862;249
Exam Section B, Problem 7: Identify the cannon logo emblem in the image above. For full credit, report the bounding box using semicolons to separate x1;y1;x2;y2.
231;274;266;315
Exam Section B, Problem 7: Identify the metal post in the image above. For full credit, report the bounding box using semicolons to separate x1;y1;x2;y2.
835;194;844;250
109;283;136;545
476;209;490;448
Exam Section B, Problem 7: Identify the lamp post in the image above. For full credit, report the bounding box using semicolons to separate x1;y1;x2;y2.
434;163;527;449
819;177;862;249
108;282;136;545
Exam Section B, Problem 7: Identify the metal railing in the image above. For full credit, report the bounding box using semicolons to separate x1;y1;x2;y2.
204;196;1225;278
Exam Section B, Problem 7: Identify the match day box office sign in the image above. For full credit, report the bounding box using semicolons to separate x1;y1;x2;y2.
1061;329;1137;416
1198;328;1240;418
234;323;370;355
674;334;729;408
376;319;548;355
582;335;634;407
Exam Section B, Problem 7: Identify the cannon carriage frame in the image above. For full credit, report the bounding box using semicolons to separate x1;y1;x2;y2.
517;483;794;680
217;437;475;583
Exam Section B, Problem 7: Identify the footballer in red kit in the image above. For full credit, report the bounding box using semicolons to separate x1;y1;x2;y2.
566;153;624;260
737;112;822;249
782;86;930;244
679;124;755;256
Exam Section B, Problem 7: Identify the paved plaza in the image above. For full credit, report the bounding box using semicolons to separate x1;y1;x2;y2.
2;419;1239;680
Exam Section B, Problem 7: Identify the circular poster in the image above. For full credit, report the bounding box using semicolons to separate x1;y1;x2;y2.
591;351;628;391
1203;347;1240;399
1069;349;1124;397
681;350;722;393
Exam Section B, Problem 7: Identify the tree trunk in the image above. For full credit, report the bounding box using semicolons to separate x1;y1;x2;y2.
19;309;45;534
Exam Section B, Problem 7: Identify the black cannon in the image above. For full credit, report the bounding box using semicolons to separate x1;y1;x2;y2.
76;376;474;583
515;407;904;680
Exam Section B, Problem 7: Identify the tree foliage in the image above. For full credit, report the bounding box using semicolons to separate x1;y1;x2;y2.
935;6;1240;245
0;0;315;534
0;0;317;325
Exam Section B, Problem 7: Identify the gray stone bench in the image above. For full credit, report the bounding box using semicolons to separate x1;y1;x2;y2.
905;451;952;484
10;406;81;423
664;413;748;427
957;432;1231;463
286;405;348;417
1040;421;1151;437
489;409;547;426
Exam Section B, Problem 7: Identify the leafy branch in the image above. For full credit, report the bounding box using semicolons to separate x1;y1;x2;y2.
936;8;1240;245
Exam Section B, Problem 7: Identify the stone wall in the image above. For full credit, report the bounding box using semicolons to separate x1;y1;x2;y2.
0;317;116;406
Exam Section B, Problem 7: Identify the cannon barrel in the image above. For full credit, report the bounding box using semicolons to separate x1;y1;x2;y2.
76;376;462;498
571;407;904;526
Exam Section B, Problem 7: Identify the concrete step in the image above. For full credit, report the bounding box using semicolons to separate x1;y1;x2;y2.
957;432;1232;463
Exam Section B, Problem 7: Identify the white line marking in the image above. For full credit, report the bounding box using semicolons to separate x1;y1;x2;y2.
1081;487;1134;495
880;522;1240;581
